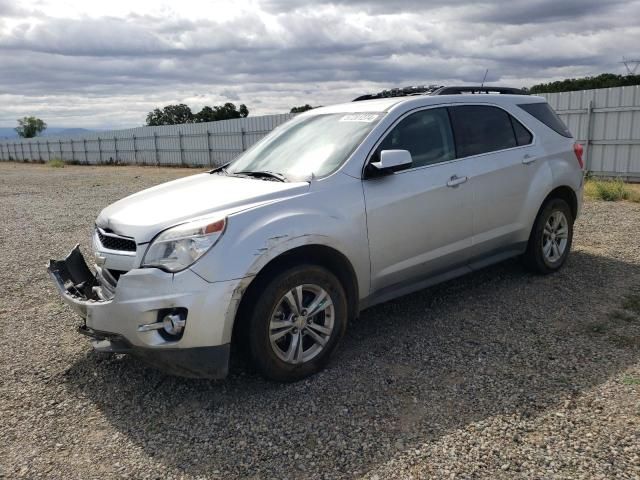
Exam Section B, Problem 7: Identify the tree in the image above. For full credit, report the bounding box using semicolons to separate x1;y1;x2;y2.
15;116;47;138
146;104;194;126
194;103;250;123
529;73;640;94
194;106;217;123
290;104;314;113
146;102;249;125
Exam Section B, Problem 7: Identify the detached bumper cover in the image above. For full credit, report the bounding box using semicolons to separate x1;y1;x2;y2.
48;245;239;379
48;244;103;317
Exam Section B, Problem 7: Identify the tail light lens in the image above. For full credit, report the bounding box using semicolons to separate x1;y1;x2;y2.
573;142;584;169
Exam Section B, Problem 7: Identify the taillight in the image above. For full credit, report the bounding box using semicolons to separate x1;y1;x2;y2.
573;142;584;169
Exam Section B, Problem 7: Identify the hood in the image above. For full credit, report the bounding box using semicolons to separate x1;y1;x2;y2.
96;172;309;243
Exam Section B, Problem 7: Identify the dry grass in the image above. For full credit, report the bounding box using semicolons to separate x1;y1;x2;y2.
584;178;640;202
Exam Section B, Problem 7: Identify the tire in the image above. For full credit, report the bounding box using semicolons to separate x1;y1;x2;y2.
246;265;348;382
523;197;574;274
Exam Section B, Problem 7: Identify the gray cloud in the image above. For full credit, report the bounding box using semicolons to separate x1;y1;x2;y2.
0;0;27;17
262;0;628;22
0;0;638;128
468;0;629;24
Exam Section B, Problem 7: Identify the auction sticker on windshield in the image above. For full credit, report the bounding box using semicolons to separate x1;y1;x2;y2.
339;113;380;122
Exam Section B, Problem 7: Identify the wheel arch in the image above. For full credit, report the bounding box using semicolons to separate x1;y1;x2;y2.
526;184;578;249
544;185;578;219
232;244;360;347
523;185;576;274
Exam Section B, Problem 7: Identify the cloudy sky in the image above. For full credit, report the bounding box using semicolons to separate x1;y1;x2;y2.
0;0;639;129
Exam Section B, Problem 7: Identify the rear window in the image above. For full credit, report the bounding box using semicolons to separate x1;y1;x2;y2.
518;102;572;138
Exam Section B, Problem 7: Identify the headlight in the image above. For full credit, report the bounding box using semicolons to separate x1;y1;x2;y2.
142;217;226;272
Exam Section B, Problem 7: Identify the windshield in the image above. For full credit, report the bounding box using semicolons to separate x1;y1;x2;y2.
226;112;383;181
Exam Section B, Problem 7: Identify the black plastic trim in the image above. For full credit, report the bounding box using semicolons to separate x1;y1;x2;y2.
79;325;230;379
432;86;529;96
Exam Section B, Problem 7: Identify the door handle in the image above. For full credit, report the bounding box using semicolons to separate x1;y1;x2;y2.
522;153;537;164
447;175;468;187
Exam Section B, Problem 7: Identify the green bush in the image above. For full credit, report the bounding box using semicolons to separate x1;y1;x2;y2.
595;180;629;201
47;158;65;168
585;179;633;201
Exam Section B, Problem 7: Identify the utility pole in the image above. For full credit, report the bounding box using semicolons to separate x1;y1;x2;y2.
622;57;640;75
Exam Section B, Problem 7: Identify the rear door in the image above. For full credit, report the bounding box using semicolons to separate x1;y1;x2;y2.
447;104;541;265
363;107;475;293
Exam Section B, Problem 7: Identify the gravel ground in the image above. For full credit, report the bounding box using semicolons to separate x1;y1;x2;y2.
1;162;639;479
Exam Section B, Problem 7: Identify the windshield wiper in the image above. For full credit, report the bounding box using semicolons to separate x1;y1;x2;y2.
209;162;231;175
232;170;287;182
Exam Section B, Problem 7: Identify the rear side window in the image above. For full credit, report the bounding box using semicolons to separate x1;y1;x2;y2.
511;116;533;146
376;107;455;168
448;105;517;157
518;102;572;138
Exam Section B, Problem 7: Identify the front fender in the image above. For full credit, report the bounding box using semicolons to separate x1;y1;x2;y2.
190;176;371;300
234;213;354;279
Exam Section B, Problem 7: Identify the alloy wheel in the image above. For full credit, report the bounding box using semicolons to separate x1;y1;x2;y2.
268;284;335;364
542;210;569;263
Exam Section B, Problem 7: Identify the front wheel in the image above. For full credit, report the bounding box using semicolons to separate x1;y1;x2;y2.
246;265;348;382
523;198;574;274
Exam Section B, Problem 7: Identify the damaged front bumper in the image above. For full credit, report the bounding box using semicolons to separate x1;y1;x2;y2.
48;245;112;317
48;245;241;379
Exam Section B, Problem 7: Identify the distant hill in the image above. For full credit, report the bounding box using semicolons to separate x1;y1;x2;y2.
0;127;93;139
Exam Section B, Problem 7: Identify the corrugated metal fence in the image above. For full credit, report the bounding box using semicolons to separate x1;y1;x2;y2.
0;114;294;167
541;86;640;181
1;86;639;179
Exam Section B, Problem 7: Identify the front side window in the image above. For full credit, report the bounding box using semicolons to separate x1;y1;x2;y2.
448;105;518;158
375;108;455;168
227;112;383;181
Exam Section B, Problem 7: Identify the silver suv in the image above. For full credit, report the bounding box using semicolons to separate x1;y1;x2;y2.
49;86;584;382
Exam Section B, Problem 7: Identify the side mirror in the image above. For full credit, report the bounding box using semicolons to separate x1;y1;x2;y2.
369;150;413;176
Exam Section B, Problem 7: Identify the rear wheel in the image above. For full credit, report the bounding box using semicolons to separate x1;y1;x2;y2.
246;265;348;382
523;198;574;274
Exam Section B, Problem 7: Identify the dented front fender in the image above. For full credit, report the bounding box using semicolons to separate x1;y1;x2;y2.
189;173;371;300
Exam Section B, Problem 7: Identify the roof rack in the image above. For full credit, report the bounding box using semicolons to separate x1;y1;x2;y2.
352;85;528;101
431;86;528;96
352;85;443;102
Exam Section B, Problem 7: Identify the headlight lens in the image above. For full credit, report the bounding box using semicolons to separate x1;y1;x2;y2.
142;217;226;272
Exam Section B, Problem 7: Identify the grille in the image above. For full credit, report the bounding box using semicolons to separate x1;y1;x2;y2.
96;228;137;252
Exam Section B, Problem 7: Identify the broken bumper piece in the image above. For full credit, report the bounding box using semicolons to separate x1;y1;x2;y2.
48;244;107;317
47;245;236;379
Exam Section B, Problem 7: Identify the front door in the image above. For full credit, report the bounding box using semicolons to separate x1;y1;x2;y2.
363;107;475;294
